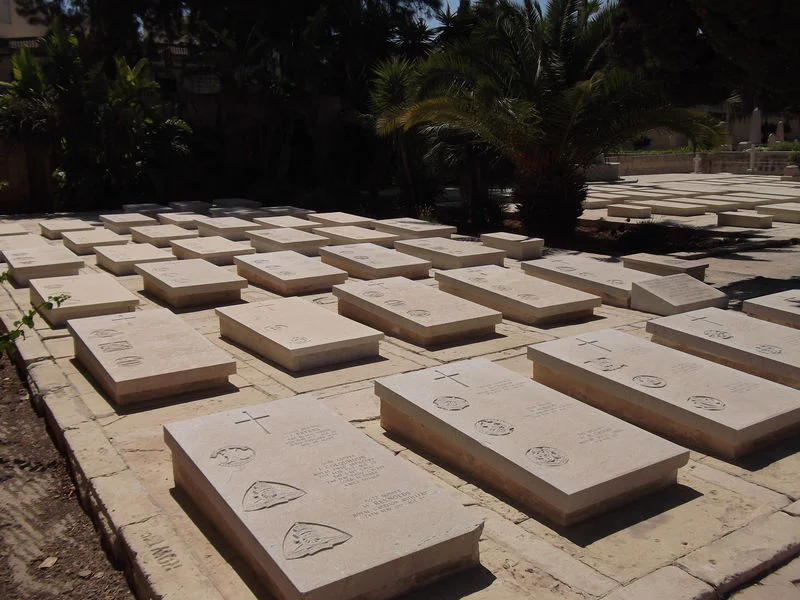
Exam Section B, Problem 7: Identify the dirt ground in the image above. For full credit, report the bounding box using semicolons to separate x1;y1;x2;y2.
0;352;134;600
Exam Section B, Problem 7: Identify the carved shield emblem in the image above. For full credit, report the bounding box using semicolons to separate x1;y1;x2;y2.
687;395;726;412
526;446;569;467
210;446;255;468
433;396;470;411
242;481;305;511
703;329;733;340
585;357;625;372
632;375;667;388
755;344;782;355
283;522;351;560
474;418;515;436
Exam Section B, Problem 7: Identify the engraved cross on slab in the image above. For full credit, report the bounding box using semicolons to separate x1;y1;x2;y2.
575;338;611;352
234;410;271;435
433;368;469;387
687;315;723;326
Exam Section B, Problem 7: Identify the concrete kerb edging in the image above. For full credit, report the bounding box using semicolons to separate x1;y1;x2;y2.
0;306;225;597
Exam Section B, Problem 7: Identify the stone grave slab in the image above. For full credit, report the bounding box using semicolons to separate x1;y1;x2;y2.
3;246;83;286
621;253;708;280
30;273;139;327
319;243;430;280
372;218;456;240
667;198;740;212
743;290;800;329
756;203;800;223
727;193;789;207
211;198;261;209
235;251;348;295
130;224;198;247
261;205;316;218
434;265;601;325
170;236;255;265
630;274;727;316
122;203;172;217
68;308;236;405
583;198;614;209
208;207;271;220
99;213;157;234
694;195;750;210
607;204;651;218
717;211;772;228
527;329;800;458
169;201;211;213
313;225;399;248
94;243;176;276
394;238;505;270
0;223;28;237
217;297;383;370
135;258;248;308
629;200;707;216
0;234;51;260
252;216;318;231
197;217;263;240
39;219;94;239
62;229;127;255
646;308;800;388
480;233;544;260
247;229;330;256
158;212;206;229
376;358;689;525
733;185;800;199
332;277;502;347
163;395;483;600
521;254;655;307
308;212;375;228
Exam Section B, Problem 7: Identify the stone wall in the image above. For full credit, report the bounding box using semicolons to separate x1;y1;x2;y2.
607;151;798;176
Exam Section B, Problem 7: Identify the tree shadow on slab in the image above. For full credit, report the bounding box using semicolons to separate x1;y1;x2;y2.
717;276;800;307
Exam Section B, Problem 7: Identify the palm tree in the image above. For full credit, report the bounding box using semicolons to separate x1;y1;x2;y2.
383;0;723;238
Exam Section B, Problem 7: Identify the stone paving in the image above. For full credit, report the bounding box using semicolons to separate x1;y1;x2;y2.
1;174;800;599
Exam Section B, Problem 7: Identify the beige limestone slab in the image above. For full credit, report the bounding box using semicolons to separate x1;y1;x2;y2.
521;254;655;307
743;290;800;329
630;200;707;216
216;297;383;371
196;217;262;240
332;276;502;347
135;258;248;308
647;307;800;387
3;245;83;286
38;219;94;239
170;236;255;265
94;243;176;275
169;201;212;213
158;212;206;229
122;202;171;216
602;567;714;600
693;195;749;209
99;212;157;234
528;329;800;458
308;211;374;228
376;358;688;525
395;237;506;269
480;233;544;260
372;218;456;240
209;206;271;220
607;204;651;218
717;211;773;228
756;203;800;223
583;198;614;209
235;251;347;295
163;395;483;600
0;223;28;236
246;228;330;256
130;224;198;247
434;265;601;325
68;308;235;405
30;273;139;327
252;216;318;231
670;198;741;212
732;185;800;198
212;198;261;209
630;274;728;316
622;253;708;280
727;192;790;206
319;243;430;280
0;234;51;260
62;228;127;254
260;205;316;218
313;225;399;247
